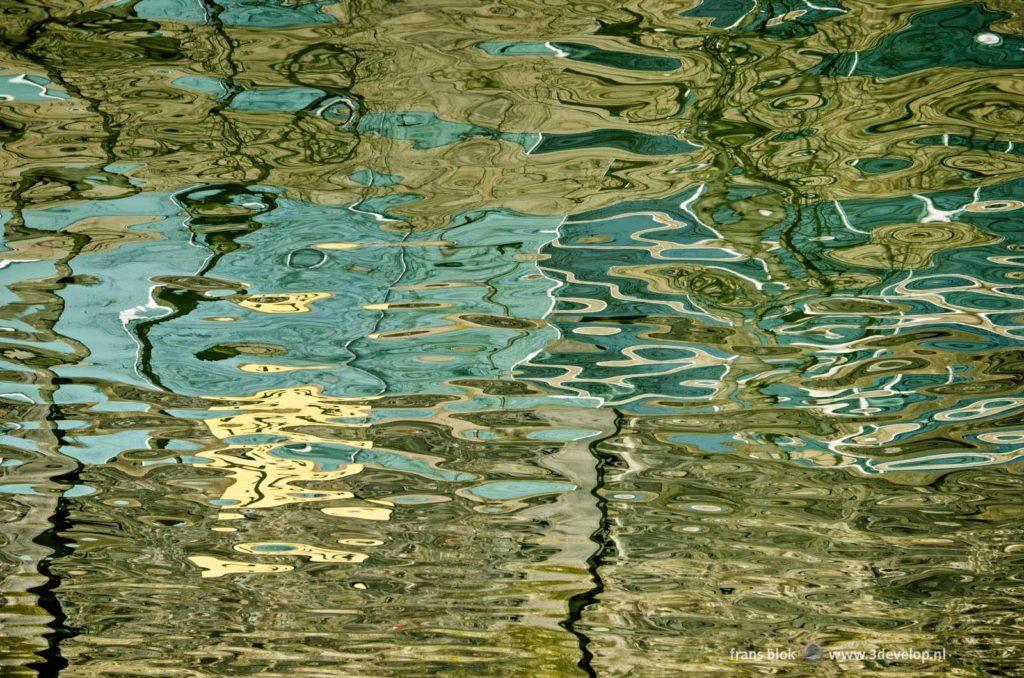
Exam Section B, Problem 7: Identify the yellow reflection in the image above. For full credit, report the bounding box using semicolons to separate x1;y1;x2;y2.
313;242;361;250
199;386;372;509
205;385;370;440
232;292;331;313
321;505;393;521
197;443;363;509
187;555;294;578
186;386;391;577
234;542;368;563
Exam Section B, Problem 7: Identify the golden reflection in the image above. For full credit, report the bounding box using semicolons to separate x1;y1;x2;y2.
187;555;294;579
231;292;332;314
188;386;385;576
233;542;369;563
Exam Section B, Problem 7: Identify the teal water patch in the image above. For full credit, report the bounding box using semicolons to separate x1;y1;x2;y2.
231;87;326;113
54;191;556;400
817;3;1024;77
465;480;577;501
172;75;230;98
464;429;500;440
348;169;403;187
666;433;739;453
358;111;537;151
172;79;352;121
104;162;146;175
0;73;69;101
135;0;337;27
354;449;476;482
249;543;295;552
854;157;913;175
66;484;98;498
269;443;476;481
61;429;156;465
4;193;203;402
0;484;44;496
476;40;681;71
134;0;208;24
680;0;755;29
41;194;208;391
53;383;150;412
681;0;845;39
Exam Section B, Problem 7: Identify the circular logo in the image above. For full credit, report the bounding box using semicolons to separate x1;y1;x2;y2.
803;643;824;663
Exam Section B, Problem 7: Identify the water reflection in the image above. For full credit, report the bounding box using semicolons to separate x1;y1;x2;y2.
2;0;1024;674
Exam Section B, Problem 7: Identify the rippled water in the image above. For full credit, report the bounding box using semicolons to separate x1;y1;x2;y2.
2;0;1024;674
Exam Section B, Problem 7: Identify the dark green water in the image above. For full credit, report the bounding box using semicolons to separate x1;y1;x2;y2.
1;0;1024;674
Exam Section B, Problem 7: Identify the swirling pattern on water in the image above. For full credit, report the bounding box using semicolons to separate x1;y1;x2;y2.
1;0;1024;674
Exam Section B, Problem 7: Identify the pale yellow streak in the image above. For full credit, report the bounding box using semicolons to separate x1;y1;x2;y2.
187;556;293;579
232;292;330;314
234;542;368;563
313;242;362;250
573;326;621;336
321;506;393;521
238;363;333;373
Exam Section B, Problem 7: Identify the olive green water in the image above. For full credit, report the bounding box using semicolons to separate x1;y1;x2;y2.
2;0;1024;675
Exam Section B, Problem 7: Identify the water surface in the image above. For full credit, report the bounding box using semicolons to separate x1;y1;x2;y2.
2;0;1024;674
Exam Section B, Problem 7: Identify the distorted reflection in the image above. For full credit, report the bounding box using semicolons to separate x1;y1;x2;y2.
2;0;1023;674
